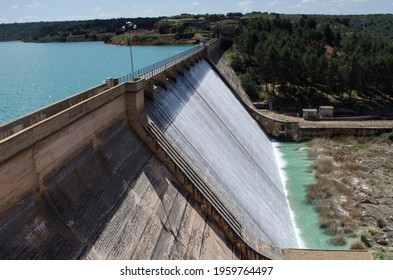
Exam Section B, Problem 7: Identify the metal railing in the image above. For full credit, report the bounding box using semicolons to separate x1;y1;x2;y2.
118;44;205;84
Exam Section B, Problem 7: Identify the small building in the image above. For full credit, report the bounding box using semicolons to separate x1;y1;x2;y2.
303;109;318;120
319;106;334;118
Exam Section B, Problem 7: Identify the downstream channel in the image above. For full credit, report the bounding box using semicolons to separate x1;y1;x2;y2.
276;141;353;250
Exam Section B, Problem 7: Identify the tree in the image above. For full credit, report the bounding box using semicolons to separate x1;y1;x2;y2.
323;24;335;46
240;72;260;101
230;53;244;73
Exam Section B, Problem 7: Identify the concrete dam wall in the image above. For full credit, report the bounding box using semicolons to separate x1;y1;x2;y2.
146;59;299;251
1;42;373;259
0;78;239;259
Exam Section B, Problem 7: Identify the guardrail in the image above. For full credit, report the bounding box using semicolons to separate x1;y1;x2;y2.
118;44;205;84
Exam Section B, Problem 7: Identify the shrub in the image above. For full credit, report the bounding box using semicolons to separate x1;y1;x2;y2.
326;222;338;235
312;158;335;175
343;224;355;235
361;234;373;248
350;240;367;250
319;217;331;229
377;219;387;228
330;235;347;246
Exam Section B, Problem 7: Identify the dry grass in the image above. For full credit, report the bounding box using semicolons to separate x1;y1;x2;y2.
306;135;393;257
330;235;347;246
306;177;335;203
311;158;335;175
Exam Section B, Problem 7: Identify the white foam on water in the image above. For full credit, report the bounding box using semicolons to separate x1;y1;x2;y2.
272;141;306;248
146;59;299;249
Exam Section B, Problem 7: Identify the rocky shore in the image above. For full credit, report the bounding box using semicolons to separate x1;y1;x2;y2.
306;133;393;259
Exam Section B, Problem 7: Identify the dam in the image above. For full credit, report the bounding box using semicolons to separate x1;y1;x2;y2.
0;40;371;260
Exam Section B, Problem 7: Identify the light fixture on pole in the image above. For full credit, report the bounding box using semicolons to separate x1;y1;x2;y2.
122;21;137;81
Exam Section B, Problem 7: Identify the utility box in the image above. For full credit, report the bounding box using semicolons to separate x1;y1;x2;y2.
303;109;319;120
319;106;334;118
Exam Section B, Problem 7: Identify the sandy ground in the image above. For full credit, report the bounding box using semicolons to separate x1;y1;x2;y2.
306;136;393;259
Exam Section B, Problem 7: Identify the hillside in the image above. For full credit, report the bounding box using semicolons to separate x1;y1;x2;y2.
1;13;392;46
229;13;393;116
0;18;160;43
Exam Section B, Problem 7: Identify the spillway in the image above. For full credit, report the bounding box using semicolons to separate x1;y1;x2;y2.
145;59;299;249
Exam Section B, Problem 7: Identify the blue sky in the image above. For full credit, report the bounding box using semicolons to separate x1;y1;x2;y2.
1;0;392;23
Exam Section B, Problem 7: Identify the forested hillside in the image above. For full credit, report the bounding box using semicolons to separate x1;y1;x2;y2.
231;14;393;115
0;18;160;43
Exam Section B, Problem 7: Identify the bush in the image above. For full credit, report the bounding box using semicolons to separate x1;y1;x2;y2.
377;219;387;228
343;224;355;235
361;234;373;248
330;235;347;246
350;240;367;250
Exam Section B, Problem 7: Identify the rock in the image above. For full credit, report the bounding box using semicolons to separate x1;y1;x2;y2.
376;239;389;246
360;198;372;204
377;219;387;228
383;227;393;232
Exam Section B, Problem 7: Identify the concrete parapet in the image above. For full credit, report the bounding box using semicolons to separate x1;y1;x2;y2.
250;110;299;139
0;83;108;141
0;84;126;165
0;82;128;214
298;126;392;139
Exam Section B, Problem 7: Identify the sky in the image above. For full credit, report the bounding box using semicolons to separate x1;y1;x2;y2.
0;0;392;24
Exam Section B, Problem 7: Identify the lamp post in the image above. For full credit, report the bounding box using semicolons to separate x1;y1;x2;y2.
122;21;137;81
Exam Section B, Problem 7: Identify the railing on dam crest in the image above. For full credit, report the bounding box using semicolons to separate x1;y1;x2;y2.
118;44;205;84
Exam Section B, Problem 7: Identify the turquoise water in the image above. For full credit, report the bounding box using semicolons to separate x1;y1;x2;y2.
0;41;192;124
278;142;352;249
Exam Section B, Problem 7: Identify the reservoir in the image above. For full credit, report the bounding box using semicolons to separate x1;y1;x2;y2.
0;41;192;124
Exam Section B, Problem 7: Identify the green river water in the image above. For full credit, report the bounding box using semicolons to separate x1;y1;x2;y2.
277;142;353;250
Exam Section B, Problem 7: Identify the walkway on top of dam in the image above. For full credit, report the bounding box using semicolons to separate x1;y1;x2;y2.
0;42;207;142
118;44;206;84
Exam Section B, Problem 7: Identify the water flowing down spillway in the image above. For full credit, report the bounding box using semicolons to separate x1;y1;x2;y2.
145;59;299;249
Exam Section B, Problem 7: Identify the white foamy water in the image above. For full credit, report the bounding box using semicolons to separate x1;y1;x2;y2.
146;60;299;248
272;141;306;248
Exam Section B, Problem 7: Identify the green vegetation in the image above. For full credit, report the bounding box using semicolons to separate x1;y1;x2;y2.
0;18;160;43
231;14;393;114
0;13;243;45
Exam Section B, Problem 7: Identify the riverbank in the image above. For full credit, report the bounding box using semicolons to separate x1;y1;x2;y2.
306;133;393;259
